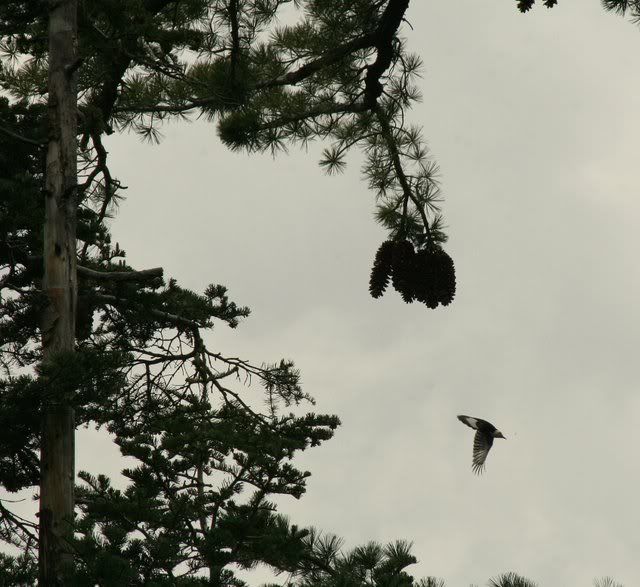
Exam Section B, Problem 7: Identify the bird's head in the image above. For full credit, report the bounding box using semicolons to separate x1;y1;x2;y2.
493;430;506;439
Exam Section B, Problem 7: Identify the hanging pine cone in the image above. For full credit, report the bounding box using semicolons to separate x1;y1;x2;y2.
391;239;416;303
433;247;456;306
412;246;456;309
370;240;455;308
369;240;395;299
413;248;439;309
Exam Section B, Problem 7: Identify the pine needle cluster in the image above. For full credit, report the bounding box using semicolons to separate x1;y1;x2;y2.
517;0;558;12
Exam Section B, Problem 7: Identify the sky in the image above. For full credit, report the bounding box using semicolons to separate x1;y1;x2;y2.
57;1;640;585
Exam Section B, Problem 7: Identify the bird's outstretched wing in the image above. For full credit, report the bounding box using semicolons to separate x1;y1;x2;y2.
472;430;494;475
458;415;479;430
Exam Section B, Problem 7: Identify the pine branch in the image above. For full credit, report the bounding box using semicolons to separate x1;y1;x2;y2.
114;95;227;115
2;253;162;284
0;500;38;547
79;0;177;124
0;123;46;146
82;131;113;220
254;32;377;91
117;0;412;118
364;0;411;106
255;100;370;133
93;293;202;330
229;0;241;81
374;105;431;239
77;265;163;282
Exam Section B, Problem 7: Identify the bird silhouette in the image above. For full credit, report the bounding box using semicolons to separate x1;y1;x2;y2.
457;415;505;474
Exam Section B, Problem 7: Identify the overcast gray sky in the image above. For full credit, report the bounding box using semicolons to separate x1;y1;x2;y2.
74;1;640;585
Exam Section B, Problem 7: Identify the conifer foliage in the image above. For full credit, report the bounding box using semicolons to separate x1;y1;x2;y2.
263;537;444;587
600;0;640;21
488;573;538;587
516;0;558;12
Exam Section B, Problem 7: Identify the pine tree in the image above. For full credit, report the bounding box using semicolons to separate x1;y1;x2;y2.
0;0;450;583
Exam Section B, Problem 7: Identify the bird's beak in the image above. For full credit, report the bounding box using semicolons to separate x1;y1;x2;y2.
496;432;506;439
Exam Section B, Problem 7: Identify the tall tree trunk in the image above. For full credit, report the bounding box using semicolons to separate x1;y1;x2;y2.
39;0;78;583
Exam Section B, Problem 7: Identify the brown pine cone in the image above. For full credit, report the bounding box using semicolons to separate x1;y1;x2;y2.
391;240;416;303
369;240;395;299
433;248;456;306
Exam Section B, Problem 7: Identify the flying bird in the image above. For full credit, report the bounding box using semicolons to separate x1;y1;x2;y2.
457;415;506;474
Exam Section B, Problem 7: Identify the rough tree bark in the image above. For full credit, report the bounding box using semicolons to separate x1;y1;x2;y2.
39;0;78;583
